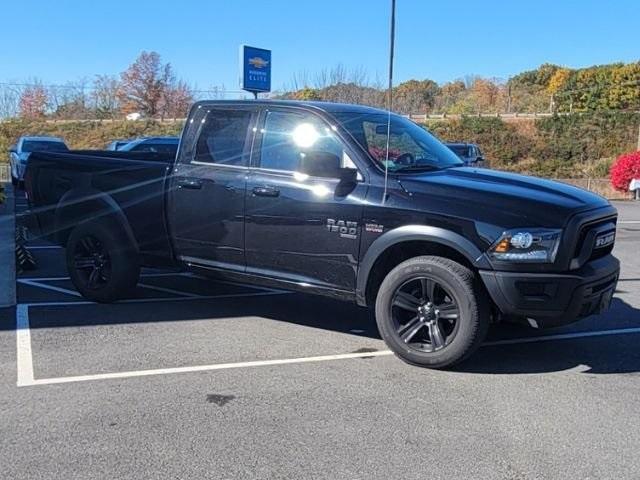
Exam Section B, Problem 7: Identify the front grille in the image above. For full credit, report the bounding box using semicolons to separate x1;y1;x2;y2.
572;215;617;267
590;242;614;261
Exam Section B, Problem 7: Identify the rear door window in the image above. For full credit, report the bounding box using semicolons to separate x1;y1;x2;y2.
194;109;253;166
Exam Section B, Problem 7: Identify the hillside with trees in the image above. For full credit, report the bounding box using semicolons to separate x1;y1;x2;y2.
0;56;638;182
280;61;640;115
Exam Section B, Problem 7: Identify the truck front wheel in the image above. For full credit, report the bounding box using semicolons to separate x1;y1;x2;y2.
375;256;489;369
66;219;140;303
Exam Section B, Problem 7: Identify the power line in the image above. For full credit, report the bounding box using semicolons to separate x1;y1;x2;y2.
0;81;248;95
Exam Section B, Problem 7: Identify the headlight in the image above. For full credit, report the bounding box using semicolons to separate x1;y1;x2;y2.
489;228;562;263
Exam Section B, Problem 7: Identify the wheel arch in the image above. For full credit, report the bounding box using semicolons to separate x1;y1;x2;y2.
356;225;490;307
54;188;137;250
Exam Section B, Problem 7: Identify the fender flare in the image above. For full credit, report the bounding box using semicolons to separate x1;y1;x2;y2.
355;225;490;306
54;188;137;249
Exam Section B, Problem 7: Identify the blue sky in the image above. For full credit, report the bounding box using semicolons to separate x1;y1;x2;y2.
2;0;638;94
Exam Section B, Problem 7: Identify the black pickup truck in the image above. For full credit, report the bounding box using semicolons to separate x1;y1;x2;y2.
24;100;620;368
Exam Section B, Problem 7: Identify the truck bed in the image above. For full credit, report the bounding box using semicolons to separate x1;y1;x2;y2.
25;150;175;266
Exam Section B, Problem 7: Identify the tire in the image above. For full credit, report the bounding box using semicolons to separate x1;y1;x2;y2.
11;174;18;188
66;218;140;302
375;256;489;369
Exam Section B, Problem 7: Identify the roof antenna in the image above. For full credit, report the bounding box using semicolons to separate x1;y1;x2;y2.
382;0;396;204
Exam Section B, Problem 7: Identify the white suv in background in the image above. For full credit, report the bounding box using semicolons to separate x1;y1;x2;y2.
9;136;69;188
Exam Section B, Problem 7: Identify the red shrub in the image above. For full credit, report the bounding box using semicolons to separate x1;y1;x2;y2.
368;146;401;161
610;151;640;192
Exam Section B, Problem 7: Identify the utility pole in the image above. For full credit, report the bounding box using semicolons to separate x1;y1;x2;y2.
387;0;396;113
382;0;396;204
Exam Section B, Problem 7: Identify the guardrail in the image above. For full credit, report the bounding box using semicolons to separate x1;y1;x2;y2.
5;111;628;124
0;117;186;125
406;112;559;122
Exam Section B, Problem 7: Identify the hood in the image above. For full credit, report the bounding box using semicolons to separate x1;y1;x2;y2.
397;167;610;228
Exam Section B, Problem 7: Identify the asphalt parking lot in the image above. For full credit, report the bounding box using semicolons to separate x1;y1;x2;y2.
2;189;640;479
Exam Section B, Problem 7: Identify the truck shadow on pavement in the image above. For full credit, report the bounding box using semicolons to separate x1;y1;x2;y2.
456;297;640;375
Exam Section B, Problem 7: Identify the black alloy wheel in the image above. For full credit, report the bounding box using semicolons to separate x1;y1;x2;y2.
72;235;112;291
390;276;460;352
66;218;140;303
374;256;489;369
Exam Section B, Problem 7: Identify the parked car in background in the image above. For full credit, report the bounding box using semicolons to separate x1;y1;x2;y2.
9;136;69;187
119;137;179;156
445;143;485;167
106;139;134;151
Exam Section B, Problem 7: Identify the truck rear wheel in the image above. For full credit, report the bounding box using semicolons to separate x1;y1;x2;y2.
66;219;140;303
375;256;489;369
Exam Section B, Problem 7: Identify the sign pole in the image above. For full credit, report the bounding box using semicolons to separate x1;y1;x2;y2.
382;0;396;204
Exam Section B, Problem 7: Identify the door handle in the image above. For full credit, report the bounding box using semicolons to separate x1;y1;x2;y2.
252;186;280;197
176;178;203;190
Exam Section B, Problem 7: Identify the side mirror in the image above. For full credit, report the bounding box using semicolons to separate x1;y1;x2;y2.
9;145;17;154
335;167;358;196
338;166;357;183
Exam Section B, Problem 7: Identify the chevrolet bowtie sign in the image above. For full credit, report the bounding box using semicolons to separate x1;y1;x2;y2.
240;45;271;96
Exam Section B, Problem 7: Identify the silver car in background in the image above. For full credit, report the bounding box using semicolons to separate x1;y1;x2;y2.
106;139;134;151
9;136;69;187
118;137;179;155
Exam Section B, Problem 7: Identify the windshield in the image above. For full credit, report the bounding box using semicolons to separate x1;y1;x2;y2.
447;145;472;158
22;140;68;153
333;112;463;172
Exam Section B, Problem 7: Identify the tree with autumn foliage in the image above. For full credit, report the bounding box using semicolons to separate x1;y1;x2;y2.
291;87;322;101
19;84;48;118
393;79;440;114
118;51;193;118
161;80;193;119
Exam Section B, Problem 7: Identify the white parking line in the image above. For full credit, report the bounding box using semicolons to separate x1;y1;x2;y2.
16;305;35;387
18;272;189;282
23;351;396;386
482;326;640;346
18;273;287;303
21;291;289;308
18;279;82;297
138;283;202;298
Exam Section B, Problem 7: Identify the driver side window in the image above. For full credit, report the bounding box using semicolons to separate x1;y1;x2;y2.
260;110;345;174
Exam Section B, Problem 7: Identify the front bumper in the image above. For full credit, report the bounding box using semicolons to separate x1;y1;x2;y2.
480;254;619;328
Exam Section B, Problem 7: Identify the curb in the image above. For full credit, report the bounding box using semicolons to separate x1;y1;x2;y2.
0;182;16;308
